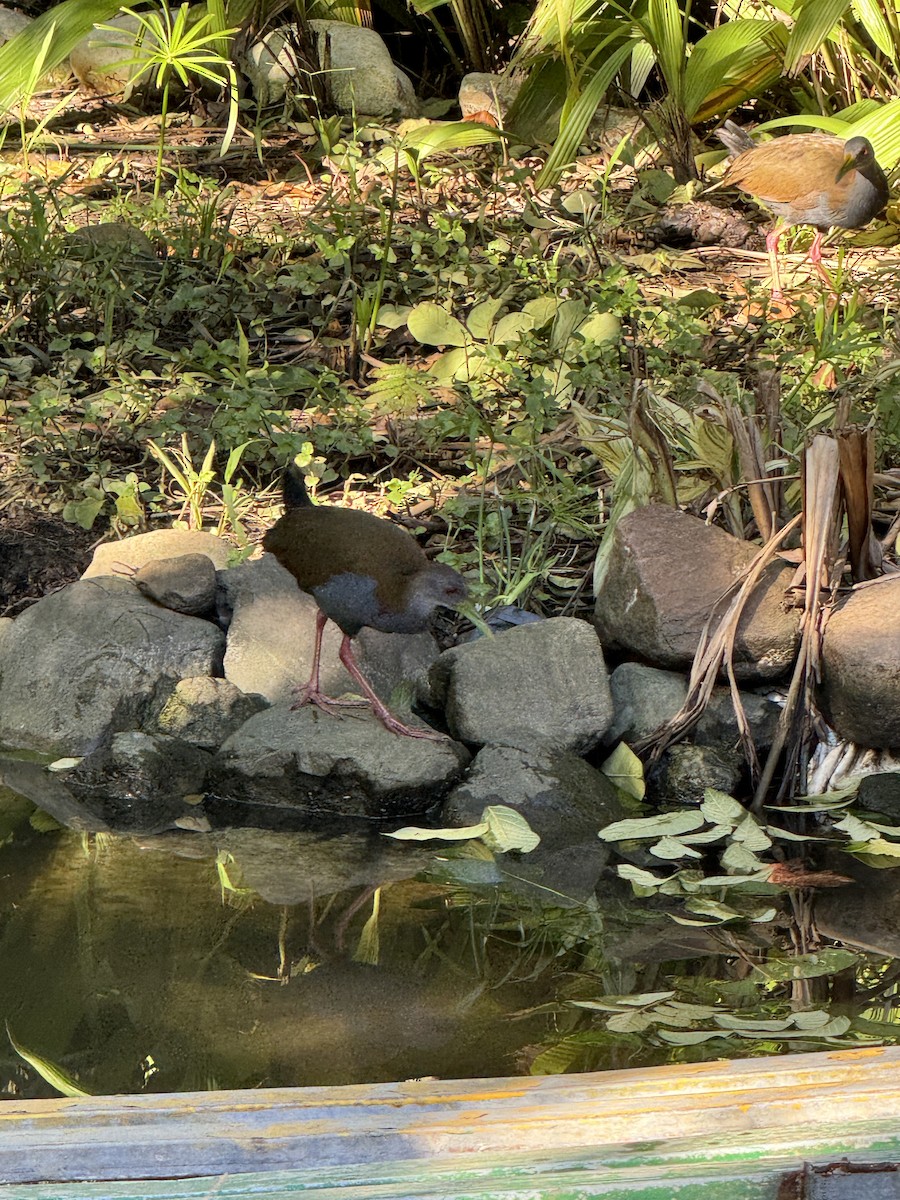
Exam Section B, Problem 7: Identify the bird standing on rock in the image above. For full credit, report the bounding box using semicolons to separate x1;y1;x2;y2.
262;463;468;740
718;119;888;300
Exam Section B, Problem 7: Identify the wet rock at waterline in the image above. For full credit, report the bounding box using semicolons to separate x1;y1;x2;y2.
649;743;743;807
605;663;688;745
210;704;469;822
219;554;443;707
819;578;900;748
0;577;225;755
432;617;613;752
443;745;629;902
64;732;212;834
594;504;800;682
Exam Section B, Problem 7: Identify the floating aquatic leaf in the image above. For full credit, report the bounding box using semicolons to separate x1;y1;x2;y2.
385;822;489;842
599;742;645;801
481;806;541;853
599;810;705;842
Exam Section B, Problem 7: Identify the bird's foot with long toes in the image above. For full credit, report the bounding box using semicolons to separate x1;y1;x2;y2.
289;685;368;715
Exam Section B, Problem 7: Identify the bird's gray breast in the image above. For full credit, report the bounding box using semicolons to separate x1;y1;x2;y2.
311;573;384;636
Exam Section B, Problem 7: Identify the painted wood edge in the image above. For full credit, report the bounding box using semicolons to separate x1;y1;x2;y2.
2;1047;900;1185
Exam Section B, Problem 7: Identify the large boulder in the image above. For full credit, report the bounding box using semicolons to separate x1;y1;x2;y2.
0;577;224;754
83;529;232;579
431;617;613;752
240;21;418;117
210;704;469;821
819;578;900;747
594;505;799;682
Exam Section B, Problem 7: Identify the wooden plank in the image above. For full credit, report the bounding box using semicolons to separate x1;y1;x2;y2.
1;1047;900;1189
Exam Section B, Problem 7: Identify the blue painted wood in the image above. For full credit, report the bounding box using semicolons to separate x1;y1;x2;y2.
2;1048;900;1197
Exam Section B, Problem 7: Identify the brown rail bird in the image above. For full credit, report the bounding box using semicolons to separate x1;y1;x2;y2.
718;119;889;299
263;462;468;740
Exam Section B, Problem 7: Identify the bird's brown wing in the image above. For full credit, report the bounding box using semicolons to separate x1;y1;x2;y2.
724;135;848;204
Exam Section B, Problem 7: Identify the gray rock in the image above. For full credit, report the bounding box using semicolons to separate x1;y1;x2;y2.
0;617;13;657
133;553;218;615
0;577;225;754
819;578;900;748
651;743;742;807
242;21;418;117
816;857;900;958
0;8;30;46
443;745;628;901
63;732;212;833
153;676;268;749
695;688;783;754
594;505;800;682
220;554;441;707
211;704;469;821
432;617;613;752
606;663;688;745
84;529;232;579
857;772;900;821
64;222;156;259
459;72;519;123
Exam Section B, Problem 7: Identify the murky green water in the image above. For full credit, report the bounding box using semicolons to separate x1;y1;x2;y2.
0;794;552;1099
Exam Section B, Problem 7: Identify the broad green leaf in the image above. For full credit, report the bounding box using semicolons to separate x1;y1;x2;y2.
853;0;897;58
375;305;412;330
575;312;621;347
848;837;900;858
834;814;882;842
407;302;470;347
684;898;743;921
466;298;505;340
599;742;645;801
714;1014;792;1031
731;815;773;851
482;806;541;853
700;790;745;826
386;822;489;841
607;1010;653;1033
522;296;562;326
616;863;672;887
492;312;535;345
400;120;505;161
784;0;852;74
63;494;105;530
650;836;702;860
599;810;705;842
684;19;787;121
7;1025;91;1098
753;949;859;981
720;842;764;872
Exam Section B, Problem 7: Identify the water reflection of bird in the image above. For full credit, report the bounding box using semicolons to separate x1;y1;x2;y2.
718;120;889;299
263;463;467;740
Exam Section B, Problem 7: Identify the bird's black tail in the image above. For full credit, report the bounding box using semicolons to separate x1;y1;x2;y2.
717;119;756;158
283;460;315;510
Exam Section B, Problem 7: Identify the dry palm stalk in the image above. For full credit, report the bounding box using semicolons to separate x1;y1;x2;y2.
751;435;844;811
837;426;882;582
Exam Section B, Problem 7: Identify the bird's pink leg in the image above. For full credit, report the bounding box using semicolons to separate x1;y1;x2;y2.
338;634;447;741
808;230;838;293
765;227;785;300
290;610;365;713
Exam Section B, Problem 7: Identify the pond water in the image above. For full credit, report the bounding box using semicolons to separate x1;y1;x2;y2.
0;787;573;1099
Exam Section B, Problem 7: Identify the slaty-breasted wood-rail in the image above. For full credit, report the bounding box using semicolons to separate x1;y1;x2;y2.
718;119;888;299
263;463;467;740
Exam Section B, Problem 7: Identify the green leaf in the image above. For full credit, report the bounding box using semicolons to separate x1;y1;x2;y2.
720;841;764;872
651;836;702;860
492;312;535;345
385;822;489;842
466;298;505;340
407;302;470;347
481;806;541;853
607;1010;653;1033
700;790;745;826
753;949;859;981
7;1025;91;1098
616;863;672;888
599;810;705;842
784;0;851;74
731;815;773;851
599;742;645;801
657;1029;724;1044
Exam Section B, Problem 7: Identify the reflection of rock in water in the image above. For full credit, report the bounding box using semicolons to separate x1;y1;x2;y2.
0;825;542;1097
